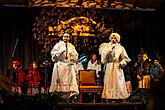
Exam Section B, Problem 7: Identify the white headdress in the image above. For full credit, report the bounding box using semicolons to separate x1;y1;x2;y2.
109;32;121;43
63;33;70;37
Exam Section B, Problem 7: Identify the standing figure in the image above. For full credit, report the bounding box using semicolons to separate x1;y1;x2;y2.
6;60;26;94
26;61;41;96
49;33;79;101
99;32;131;101
150;58;164;87
132;53;143;91
137;53;151;89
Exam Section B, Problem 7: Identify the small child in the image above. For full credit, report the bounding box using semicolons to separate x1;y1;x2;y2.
27;61;41;96
150;58;164;87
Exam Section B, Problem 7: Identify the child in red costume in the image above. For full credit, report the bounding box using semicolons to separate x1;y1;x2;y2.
6;60;26;94
27;61;41;96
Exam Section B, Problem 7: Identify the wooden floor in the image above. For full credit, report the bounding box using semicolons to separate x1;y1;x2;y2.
57;102;146;110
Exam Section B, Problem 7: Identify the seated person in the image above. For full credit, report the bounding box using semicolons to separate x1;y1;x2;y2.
87;53;102;85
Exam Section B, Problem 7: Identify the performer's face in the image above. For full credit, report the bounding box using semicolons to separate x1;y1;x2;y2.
12;61;19;69
12;64;17;69
63;34;70;42
154;60;159;65
143;54;148;61
32;63;37;69
137;54;142;61
111;36;118;44
92;54;97;60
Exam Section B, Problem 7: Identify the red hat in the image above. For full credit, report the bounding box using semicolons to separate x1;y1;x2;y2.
90;54;97;58
12;60;21;67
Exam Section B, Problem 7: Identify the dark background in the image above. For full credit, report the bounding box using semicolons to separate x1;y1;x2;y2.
0;1;165;110
0;2;165;76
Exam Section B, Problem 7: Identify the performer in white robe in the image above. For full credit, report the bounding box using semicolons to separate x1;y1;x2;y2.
49;33;79;98
99;32;131;100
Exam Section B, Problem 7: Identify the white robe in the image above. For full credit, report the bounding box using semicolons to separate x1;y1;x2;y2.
99;42;131;99
49;41;79;97
87;60;101;78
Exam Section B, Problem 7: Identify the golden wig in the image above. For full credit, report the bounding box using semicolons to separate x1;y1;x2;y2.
109;32;121;43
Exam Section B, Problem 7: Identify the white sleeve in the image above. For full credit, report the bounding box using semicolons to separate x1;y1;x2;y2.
50;42;65;62
69;43;79;61
99;43;110;64
87;61;91;70
119;46;131;66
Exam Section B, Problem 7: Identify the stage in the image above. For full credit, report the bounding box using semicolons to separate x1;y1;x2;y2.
0;92;149;110
57;102;145;110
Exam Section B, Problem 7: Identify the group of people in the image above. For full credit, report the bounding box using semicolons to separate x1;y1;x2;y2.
5;32;164;103
6;60;41;96
49;32;132;102
133;52;164;90
49;32;164;103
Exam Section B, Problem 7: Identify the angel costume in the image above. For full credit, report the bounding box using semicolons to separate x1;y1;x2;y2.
99;42;131;99
49;40;79;97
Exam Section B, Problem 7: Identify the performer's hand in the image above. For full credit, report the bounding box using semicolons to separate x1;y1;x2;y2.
137;75;142;80
118;63;124;69
61;51;68;59
62;50;66;54
155;79;159;82
118;63;122;69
